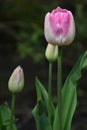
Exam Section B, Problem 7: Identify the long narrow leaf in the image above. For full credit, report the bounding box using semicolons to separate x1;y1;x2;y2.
35;77;55;119
0;103;17;130
53;106;60;130
32;100;52;130
35;77;49;109
62;51;87;130
32;77;54;130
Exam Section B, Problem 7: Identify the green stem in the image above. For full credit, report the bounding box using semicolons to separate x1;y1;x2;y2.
11;93;16;130
48;62;52;124
57;46;62;130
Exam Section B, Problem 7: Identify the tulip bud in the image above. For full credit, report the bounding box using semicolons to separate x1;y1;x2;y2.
44;7;75;46
8;66;24;93
45;43;58;62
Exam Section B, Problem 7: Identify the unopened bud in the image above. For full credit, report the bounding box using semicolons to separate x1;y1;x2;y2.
8;66;24;93
45;43;58;62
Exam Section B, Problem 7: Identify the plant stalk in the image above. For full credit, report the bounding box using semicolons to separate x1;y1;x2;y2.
11;93;16;130
48;62;52;124
57;46;62;130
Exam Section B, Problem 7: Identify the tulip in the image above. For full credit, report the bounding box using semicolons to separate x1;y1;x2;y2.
44;7;75;46
8;66;24;93
45;43;58;62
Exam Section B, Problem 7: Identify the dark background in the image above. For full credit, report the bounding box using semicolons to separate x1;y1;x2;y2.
0;0;87;130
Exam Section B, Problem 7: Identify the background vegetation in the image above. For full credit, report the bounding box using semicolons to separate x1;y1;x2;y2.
0;0;87;130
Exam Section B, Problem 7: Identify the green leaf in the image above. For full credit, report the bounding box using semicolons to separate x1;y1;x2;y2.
32;100;52;130
0;103;17;130
35;77;49;110
62;51;87;130
35;77;55;118
0;103;11;126
32;77;55;130
0;109;3;130
53;106;60;130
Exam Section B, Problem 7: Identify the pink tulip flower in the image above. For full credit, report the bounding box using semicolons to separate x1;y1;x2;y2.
44;7;75;46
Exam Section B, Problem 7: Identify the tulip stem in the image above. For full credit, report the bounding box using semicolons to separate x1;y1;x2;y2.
57;46;62;130
11;93;16;130
48;62;52;124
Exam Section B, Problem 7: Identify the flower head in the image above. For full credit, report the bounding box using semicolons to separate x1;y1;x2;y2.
8;66;24;93
44;7;75;46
